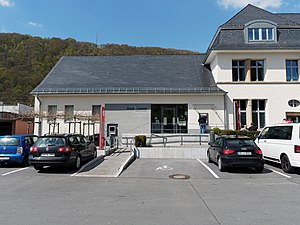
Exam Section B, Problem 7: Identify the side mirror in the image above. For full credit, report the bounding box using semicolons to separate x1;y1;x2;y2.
208;142;212;146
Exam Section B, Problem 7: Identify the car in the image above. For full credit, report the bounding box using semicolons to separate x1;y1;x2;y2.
0;134;38;166
29;134;97;171
207;135;264;172
255;123;300;173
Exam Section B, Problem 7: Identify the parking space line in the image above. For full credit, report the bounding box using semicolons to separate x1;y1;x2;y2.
265;167;292;178
2;167;30;176
197;159;220;179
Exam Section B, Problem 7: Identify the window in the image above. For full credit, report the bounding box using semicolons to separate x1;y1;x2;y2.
251;60;264;81
288;99;300;108
252;100;265;129
92;105;101;120
232;60;246;81
48;105;57;121
64;105;74;121
248;28;274;41
235;100;247;128
286;60;298;81
260;126;292;140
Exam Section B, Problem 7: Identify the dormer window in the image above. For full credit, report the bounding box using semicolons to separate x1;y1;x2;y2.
245;20;277;43
248;28;274;41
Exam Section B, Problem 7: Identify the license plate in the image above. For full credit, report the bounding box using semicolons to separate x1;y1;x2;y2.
237;152;252;156
41;153;55;157
0;156;10;160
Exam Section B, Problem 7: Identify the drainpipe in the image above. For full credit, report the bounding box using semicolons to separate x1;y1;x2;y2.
223;93;228;130
35;95;42;136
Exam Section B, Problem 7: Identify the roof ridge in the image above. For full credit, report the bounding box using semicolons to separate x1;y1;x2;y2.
221;4;299;28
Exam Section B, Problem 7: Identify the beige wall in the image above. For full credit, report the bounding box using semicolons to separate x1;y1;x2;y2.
209;50;300;129
34;93;225;136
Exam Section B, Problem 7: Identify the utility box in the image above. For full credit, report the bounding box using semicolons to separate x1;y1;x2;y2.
107;124;118;148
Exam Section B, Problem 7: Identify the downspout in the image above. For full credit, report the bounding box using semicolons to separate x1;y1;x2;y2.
224;93;228;130
35;95;42;136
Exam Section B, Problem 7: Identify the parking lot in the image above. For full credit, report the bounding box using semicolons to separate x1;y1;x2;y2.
1;158;300;225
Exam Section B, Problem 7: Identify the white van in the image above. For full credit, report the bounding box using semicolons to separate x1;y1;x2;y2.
255;123;300;173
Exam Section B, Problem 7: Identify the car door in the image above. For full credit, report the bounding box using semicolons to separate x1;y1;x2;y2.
210;138;222;162
79;135;91;160
69;136;83;159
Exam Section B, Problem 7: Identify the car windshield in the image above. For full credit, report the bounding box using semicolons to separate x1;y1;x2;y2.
0;137;20;146
35;137;66;147
225;139;256;147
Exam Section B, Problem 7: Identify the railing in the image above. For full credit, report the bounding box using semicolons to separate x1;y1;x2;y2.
122;133;210;147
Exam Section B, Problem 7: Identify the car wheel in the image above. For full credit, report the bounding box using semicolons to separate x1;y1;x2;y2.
255;166;264;173
281;154;295;173
217;157;226;172
33;165;43;170
207;151;212;163
74;155;81;170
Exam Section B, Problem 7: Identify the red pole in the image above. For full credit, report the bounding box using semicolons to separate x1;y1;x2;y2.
99;107;105;149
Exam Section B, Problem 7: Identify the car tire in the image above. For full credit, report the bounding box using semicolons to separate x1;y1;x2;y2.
218;156;226;172
255;166;264;173
281;154;295;173
207;151;212;163
33;165;43;170
74;155;81;170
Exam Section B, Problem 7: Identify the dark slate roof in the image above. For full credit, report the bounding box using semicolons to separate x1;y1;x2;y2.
207;4;300;53
31;55;225;95
277;13;300;24
221;4;300;29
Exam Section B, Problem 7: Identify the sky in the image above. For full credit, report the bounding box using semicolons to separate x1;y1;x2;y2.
1;0;300;52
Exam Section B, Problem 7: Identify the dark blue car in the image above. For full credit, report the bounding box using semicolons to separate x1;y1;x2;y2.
0;134;38;166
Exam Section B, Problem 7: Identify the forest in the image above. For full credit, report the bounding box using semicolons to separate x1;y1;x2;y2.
0;33;197;106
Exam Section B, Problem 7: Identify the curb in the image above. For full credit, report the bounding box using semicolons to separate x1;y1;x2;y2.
71;154;105;177
115;153;136;177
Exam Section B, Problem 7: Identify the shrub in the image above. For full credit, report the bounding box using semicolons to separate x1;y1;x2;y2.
211;128;259;140
134;135;146;147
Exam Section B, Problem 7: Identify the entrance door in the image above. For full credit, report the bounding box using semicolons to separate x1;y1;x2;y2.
162;107;176;133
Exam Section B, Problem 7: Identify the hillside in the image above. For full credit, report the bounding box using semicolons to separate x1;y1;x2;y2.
0;33;198;105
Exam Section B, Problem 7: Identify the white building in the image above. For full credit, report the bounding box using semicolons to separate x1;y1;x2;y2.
31;4;300;137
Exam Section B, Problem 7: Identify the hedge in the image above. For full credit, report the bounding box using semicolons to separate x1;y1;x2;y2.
211;128;260;140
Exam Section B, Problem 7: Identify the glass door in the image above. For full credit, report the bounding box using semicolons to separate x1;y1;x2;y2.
162;107;176;133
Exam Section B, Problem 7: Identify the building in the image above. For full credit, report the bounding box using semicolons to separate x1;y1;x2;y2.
0;103;34;135
31;55;226;137
205;4;300;130
31;4;300;138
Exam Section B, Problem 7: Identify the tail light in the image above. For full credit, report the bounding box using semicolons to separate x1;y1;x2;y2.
30;147;38;153
17;147;23;154
223;149;235;155
294;145;300;153
255;149;263;155
58;146;71;153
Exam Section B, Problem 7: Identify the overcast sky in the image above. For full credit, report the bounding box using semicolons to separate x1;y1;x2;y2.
1;0;299;52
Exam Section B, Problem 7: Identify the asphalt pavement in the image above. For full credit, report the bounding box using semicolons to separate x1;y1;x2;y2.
0;158;300;225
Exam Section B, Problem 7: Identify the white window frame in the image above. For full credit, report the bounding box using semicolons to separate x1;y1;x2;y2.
248;28;274;41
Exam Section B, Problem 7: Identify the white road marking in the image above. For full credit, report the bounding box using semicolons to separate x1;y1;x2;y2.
197;159;220;179
266;167;292;178
2;167;30;176
156;165;173;171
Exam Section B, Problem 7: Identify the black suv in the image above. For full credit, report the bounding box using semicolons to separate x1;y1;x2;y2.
207;136;264;172
29;134;97;170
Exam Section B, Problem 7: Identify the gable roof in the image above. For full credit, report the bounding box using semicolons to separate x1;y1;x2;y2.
205;4;300;58
31;55;225;95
